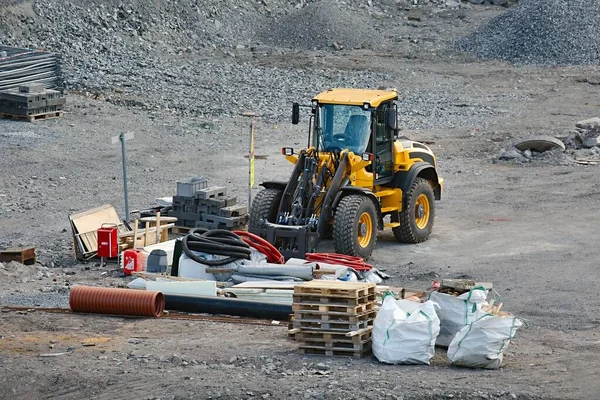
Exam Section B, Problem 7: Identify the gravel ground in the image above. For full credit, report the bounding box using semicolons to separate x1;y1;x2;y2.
457;0;600;65
1;1;600;399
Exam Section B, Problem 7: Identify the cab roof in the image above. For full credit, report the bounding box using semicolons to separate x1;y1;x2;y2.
312;88;398;108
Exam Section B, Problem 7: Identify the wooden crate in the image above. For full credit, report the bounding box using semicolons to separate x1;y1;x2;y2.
0;247;36;265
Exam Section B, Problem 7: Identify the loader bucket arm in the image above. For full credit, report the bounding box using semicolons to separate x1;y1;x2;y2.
316;152;349;238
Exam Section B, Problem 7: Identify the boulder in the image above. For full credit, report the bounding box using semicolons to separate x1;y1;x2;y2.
575;117;600;130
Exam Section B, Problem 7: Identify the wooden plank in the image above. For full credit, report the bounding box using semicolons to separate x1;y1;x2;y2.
0;111;63;122
293;318;373;332
69;205;121;253
293;310;376;324
292;301;375;315
293;293;376;306
295;328;371;344
294;281;376;298
297;345;371;358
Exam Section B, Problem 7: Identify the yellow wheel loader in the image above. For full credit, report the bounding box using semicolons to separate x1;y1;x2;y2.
248;88;443;260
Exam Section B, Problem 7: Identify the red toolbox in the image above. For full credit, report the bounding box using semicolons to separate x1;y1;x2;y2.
97;225;119;258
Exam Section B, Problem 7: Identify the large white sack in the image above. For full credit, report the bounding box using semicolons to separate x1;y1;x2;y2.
372;295;440;365
447;314;523;369
428;287;489;346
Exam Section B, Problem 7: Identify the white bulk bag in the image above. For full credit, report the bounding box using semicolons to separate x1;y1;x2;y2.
372;296;440;365
428;287;489;346
447;314;523;369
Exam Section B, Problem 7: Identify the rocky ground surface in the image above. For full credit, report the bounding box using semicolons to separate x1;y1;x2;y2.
1;0;600;399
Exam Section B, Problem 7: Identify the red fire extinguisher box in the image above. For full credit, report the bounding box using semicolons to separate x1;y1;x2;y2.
97;225;119;258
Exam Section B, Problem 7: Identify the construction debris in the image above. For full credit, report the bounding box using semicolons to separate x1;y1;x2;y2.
429;286;490;347
372;296;440;365
447;314;523;369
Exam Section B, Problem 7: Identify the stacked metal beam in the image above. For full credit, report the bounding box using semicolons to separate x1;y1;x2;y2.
0;45;62;91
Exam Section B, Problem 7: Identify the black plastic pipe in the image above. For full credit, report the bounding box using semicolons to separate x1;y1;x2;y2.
164;294;292;321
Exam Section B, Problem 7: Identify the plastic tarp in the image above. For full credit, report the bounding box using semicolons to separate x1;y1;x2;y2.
372;296;440;365
428;287;489;347
447;314;523;369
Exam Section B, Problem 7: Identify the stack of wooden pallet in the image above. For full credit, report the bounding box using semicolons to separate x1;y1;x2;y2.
291;281;377;358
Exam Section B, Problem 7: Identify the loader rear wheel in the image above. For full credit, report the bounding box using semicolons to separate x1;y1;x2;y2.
393;177;435;243
333;194;378;259
248;189;282;229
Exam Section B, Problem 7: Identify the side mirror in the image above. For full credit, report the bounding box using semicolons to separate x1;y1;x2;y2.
292;103;300;125
386;109;397;130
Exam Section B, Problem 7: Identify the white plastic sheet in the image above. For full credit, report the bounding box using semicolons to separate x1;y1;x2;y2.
372;296;440;365
428;287;489;346
447;314;523;369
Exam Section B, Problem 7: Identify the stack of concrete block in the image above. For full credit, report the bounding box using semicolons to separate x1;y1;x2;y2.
0;84;66;118
169;178;248;230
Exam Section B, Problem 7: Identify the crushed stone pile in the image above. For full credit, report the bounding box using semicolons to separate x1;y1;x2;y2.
259;1;381;50
457;0;600;65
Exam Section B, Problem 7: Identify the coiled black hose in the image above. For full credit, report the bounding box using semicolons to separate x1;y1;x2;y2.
181;228;252;266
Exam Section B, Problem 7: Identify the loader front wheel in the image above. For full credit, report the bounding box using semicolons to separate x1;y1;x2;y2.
393;177;435;243
333;194;378;259
248;188;282;229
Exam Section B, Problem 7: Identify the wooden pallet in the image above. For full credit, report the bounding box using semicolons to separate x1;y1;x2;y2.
293;293;376;307
294;281;376;298
294;309;376;324
295;328;372;344
298;344;372;358
0;247;36;265
292;301;375;315
171;226;192;235
293;318;373;332
0;111;63;122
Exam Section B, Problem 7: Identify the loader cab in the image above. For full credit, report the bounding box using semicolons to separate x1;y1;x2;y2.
307;88;398;185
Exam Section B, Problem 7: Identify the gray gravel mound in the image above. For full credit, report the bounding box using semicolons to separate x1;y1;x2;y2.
457;0;600;65
259;2;381;50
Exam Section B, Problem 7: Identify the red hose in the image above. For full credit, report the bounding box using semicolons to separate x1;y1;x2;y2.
233;231;284;264
305;253;373;271
69;286;164;317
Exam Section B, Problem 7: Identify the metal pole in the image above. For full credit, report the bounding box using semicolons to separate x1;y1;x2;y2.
242;111;257;210
248;118;253;209
120;132;130;221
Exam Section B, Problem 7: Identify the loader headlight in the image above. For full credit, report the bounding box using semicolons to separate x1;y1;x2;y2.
362;102;370;110
361;152;373;161
282;147;294;156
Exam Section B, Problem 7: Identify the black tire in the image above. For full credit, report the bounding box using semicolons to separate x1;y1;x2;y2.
333;194;378;259
248;188;282;229
393;177;435;243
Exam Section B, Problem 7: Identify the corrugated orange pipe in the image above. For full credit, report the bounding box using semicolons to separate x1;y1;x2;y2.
69;286;164;317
